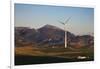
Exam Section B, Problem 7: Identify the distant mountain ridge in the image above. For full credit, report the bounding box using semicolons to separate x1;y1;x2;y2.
15;24;94;48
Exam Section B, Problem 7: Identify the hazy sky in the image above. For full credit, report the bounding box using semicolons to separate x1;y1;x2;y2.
15;4;94;35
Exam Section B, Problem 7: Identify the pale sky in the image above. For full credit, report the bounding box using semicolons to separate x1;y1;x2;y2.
15;3;94;35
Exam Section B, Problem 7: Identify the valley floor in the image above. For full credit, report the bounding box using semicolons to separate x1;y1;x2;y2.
15;46;94;65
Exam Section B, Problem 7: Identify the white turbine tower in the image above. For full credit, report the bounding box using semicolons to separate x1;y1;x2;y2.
58;17;71;48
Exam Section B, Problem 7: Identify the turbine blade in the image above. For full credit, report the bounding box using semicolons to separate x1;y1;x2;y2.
65;17;71;24
58;20;65;25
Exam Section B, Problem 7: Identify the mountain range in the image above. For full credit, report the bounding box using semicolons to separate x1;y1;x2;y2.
15;24;94;48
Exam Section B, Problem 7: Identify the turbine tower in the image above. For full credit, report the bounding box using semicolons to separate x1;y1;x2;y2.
58;17;71;48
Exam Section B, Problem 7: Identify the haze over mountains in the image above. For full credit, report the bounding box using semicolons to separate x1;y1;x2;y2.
15;24;94;48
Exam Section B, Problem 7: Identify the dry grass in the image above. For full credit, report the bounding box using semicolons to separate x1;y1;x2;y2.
15;46;45;56
15;45;94;59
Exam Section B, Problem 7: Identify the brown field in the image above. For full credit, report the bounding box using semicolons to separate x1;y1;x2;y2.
15;46;94;57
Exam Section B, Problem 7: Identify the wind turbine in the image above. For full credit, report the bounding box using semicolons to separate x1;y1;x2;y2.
58;17;71;48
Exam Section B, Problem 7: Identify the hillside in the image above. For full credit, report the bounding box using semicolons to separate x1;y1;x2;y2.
15;24;94;48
